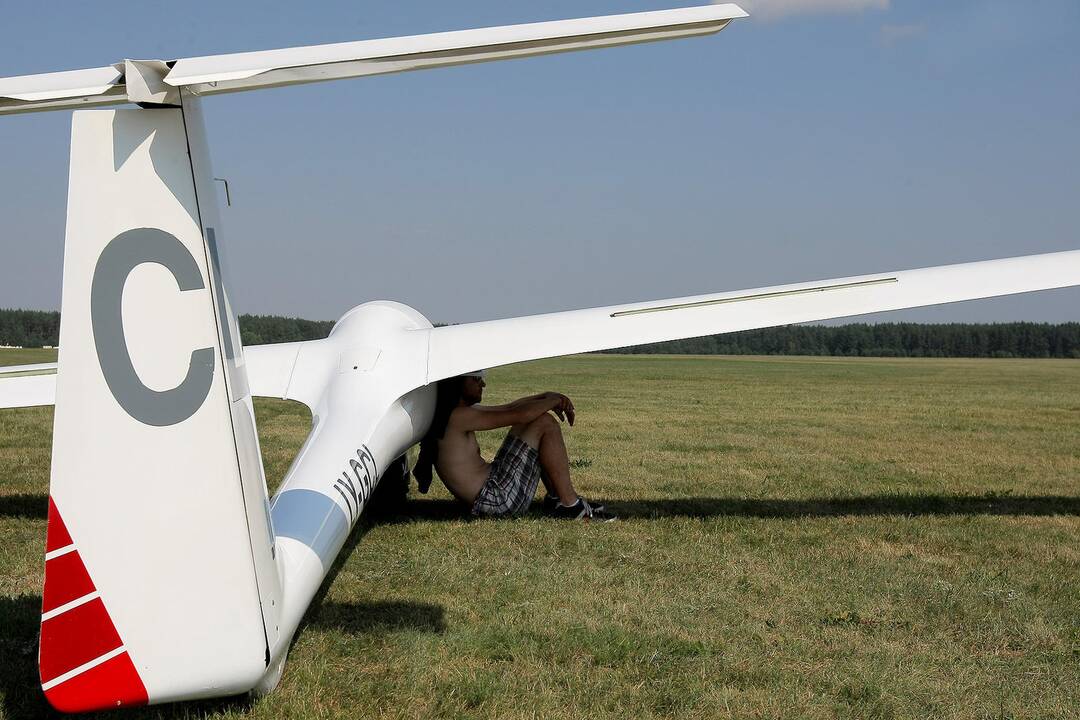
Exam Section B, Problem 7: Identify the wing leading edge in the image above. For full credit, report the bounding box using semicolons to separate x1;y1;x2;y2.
424;249;1080;382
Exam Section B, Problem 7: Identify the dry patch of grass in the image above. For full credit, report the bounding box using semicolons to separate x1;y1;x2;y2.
1;351;1078;718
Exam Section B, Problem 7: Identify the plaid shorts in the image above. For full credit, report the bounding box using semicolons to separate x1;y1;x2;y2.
472;433;541;518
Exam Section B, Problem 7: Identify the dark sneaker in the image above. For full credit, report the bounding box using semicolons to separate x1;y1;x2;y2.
542;493;561;513
547;497;616;522
543;493;606;514
543;493;610;514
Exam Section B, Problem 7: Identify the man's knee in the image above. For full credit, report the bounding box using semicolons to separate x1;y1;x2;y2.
531;412;559;434
511;412;558;447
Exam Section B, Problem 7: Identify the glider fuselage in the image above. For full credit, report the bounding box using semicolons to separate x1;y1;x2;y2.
257;301;437;689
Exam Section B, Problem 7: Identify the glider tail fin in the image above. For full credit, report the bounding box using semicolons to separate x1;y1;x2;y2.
41;98;280;712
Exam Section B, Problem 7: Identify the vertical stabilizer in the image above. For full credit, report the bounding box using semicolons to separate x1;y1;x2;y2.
42;102;280;712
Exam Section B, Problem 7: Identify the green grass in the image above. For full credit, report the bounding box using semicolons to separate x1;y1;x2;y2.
2;350;1079;719
0;349;56;367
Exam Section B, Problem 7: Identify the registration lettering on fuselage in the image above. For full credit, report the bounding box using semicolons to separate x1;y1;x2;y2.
332;446;378;523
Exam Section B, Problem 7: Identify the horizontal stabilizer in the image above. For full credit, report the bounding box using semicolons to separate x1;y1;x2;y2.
426;249;1080;381
0;67;124;115
0;5;746;114
164;5;746;95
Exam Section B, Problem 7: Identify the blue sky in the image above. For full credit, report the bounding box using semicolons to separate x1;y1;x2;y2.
1;0;1078;324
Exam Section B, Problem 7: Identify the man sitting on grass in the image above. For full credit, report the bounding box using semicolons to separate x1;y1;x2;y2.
413;370;615;521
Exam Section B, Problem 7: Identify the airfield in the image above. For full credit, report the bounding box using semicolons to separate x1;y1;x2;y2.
1;349;1077;718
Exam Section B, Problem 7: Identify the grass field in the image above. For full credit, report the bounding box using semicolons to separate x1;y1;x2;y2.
1;349;1078;719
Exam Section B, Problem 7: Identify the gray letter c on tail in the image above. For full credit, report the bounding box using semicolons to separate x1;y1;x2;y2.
91;228;215;427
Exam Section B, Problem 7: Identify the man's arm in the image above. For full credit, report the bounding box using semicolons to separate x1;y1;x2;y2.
503;392;575;423
452;393;572;432
506;392;549;406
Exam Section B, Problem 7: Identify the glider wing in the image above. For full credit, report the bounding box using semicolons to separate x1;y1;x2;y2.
6;249;1077;409
0;362;57;408
0;347;312;409
425;249;1080;382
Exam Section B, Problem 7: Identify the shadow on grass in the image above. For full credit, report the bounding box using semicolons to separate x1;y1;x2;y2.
374;497;470;524
0;493;47;519
609;493;1080;519
290;502;448;641
0;594;256;719
382;493;1080;522
125;692;256;718
0;586;442;717
7;487;1069;716
305;600;445;635
0;596;51;719
0;514;441;719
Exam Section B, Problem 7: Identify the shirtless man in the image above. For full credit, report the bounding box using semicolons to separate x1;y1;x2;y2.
413;370;615;521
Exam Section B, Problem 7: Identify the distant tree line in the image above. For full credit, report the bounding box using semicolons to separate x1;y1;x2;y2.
0;309;335;349
608;322;1080;359
0;309;60;348
1;309;1077;358
236;315;335;346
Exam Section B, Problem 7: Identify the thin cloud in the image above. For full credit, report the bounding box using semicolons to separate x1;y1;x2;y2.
880;22;926;45
731;0;889;21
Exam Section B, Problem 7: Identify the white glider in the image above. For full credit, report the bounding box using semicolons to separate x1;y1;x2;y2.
0;3;1076;714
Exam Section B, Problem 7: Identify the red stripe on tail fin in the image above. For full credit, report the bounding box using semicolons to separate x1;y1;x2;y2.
44;652;148;713
40;599;122;682
41;551;95;614
40;497;148;712
46;496;72;552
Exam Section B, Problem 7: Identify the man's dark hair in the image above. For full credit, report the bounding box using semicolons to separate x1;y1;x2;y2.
413;376;465;493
